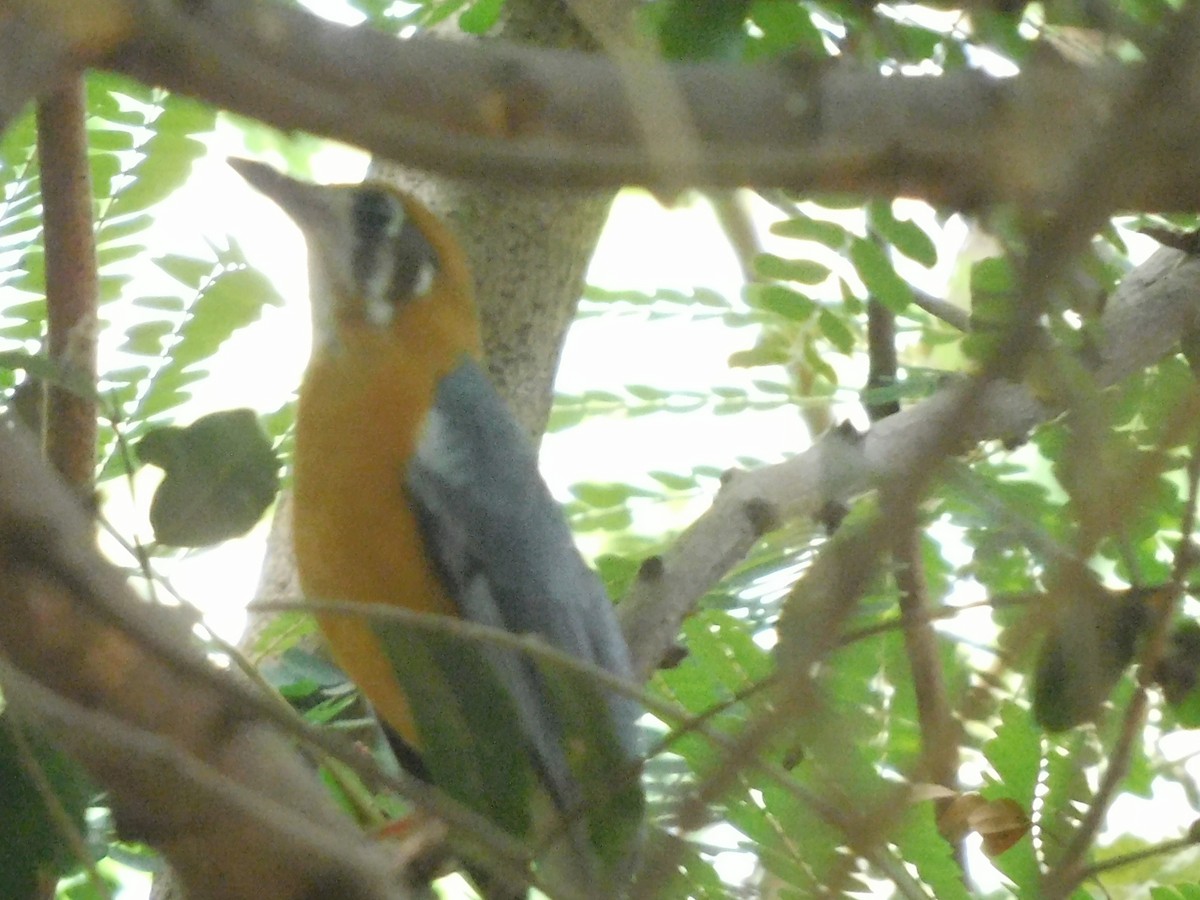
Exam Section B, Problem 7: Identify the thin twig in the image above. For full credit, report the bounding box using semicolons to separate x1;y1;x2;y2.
893;520;959;791
866;298;900;420
910;286;970;332
1081;833;1200;879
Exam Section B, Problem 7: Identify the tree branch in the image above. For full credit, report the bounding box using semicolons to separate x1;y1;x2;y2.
0;0;1196;209
893;516;959;791
910;286;969;333
36;78;98;490
618;246;1200;678
0;422;413;900
1045;426;1200;898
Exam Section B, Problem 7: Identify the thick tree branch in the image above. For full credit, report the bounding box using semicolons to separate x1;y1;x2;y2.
0;0;133;126
0;422;413;900
5;0;1200;209
619;246;1200;678
98;2;1155;207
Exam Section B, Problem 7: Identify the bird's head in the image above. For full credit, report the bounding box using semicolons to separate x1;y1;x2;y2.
229;158;477;356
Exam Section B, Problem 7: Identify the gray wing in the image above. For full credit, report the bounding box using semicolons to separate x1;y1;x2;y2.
406;359;641;814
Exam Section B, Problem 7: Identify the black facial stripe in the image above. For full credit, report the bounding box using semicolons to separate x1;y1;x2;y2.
351;188;396;288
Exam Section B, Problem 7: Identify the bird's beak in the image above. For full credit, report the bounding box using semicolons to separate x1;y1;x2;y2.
228;158;367;352
227;157;337;239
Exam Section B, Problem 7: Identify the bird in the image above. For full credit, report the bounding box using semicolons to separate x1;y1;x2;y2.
228;158;644;897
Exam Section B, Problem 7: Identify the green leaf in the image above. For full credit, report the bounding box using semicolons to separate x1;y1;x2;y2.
646;470;696;491
154;254;214;290
10;247;45;294
1153;885;1200;899
97;212;153;244
89;151;120;201
132;294;186;312
769;215;848;249
97;242;141;266
105;97;214;219
683;610;772;694
755;253;830;285
745;283;816;321
624;384;670;402
818;307;855;353
893;807;970;900
346;0;403;22
534;659;645;885
0;210;43;241
0;350;97;399
261;647;350;693
970;255;1016;299
754;780;843;888
458;0;504;33
871;207;937;267
801;338;838;384
86;128;135;151
127;264;284;426
653;0;752;60
0;716;96;898
747;0;824;56
137;408;280;547
120;320;174;357
417;0;469;27
964;256;1019;360
892;22;943;61
983;702;1040;807
98;272;132;303
570;481;652;509
593;554;642;601
980;707;1042;891
848;237;912;312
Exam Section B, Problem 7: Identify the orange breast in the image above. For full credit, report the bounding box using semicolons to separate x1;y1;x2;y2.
292;324;463;747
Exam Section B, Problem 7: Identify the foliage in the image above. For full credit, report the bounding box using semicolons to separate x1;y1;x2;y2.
0;716;97;898
5;0;1200;897
136;408;280;547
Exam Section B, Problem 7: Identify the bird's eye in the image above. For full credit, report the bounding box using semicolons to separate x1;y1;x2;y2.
353;188;401;242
